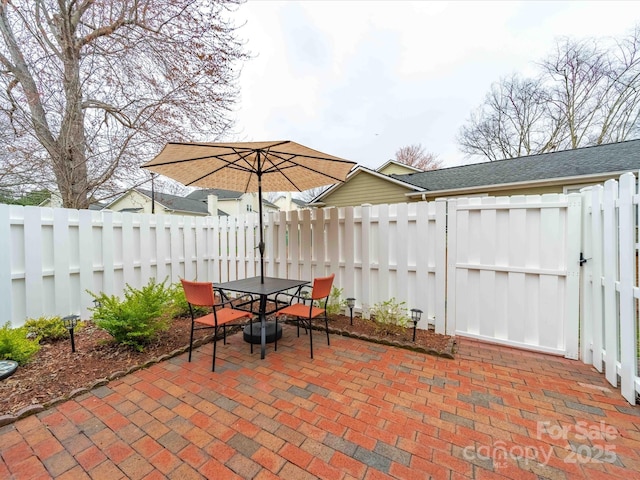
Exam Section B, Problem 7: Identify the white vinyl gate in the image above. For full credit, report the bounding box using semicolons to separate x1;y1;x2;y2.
581;174;640;405
445;194;582;359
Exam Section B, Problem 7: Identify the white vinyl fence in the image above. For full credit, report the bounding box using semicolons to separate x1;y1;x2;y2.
581;173;640;405
1;183;638;404
0;202;444;333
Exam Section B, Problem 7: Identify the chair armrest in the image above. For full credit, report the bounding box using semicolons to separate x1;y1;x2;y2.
215;289;256;313
274;286;311;308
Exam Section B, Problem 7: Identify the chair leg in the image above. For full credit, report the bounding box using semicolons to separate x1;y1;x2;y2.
212;326;218;372
309;318;313;359
250;318;254;354
324;314;330;345
275;316;278;352
188;319;195;362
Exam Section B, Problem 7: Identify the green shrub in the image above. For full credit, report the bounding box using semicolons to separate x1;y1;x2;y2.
24;316;83;343
89;278;172;351
370;298;410;336
0;321;41;365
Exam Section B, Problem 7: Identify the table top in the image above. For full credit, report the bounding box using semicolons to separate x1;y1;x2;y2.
217;276;309;296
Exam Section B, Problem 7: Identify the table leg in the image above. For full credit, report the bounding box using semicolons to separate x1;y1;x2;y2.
260;294;267;359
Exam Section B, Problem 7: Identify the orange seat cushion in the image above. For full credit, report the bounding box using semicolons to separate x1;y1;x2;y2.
195;308;252;327
276;303;325;319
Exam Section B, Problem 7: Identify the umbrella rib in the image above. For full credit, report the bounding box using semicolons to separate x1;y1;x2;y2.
261;152;352;185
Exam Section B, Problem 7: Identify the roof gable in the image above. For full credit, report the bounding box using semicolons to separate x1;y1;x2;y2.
376;160;423;175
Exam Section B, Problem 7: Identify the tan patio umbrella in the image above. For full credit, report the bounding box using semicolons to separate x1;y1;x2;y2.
141;140;356;283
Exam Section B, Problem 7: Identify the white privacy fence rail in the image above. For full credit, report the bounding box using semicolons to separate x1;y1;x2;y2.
0;202;444;333
581;173;640;405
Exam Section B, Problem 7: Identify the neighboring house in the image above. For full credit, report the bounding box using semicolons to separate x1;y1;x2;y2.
38;191;105;210
308;160;425;207
273;192;308;212
186;188;279;216
312;139;640;207
104;188;228;216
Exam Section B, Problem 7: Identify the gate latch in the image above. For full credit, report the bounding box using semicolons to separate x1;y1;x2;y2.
579;252;589;266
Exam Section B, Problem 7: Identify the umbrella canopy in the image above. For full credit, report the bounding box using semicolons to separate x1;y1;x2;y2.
141;140;356;282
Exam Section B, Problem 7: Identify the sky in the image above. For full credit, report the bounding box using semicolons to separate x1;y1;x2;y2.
229;0;640;170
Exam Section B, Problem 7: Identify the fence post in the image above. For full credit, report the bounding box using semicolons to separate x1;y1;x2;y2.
602;179;619;387
618;173;638;405
445;198;457;336
342;206;355;302
434;200;447;334
564;193;582;360
589;186;604;369
0;205;11;324
360;204;371;319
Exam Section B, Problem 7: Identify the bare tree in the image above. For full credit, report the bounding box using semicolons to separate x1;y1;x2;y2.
458;75;562;161
394;144;442;170
296;186;329;203
458;26;640;161
0;1;247;208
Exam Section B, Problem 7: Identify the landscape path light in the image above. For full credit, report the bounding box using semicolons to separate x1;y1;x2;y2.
410;308;423;342
346;298;356;325
62;314;80;353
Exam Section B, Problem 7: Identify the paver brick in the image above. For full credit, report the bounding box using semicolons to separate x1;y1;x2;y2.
2;336;640;480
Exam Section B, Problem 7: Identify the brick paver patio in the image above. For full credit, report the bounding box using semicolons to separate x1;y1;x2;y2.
1;325;639;479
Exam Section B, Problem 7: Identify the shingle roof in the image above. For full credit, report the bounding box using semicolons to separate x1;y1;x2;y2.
136;188;228;215
394;139;640;191
186;188;244;201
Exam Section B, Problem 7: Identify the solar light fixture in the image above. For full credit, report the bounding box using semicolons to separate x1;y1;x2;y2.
410;308;423;342
92;298;102;309
346;297;356;325
62;314;80;353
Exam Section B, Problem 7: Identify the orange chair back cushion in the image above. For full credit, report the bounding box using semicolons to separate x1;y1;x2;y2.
311;273;335;300
181;279;215;307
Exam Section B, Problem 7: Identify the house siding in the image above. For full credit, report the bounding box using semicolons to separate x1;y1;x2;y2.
108;190;171;214
321;172;414;207
378;164;418;175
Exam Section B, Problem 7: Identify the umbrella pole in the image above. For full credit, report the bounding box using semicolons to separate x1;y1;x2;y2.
258;176;265;284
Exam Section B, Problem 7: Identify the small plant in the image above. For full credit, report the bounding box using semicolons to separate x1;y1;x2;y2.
24;316;82;343
0;321;41;365
325;287;346;317
89;278;172;351
370;298;410;336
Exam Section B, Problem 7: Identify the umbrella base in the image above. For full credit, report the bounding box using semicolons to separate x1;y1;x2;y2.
243;321;282;344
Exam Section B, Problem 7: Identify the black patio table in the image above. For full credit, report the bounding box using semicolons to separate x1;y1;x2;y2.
216;276;309;359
